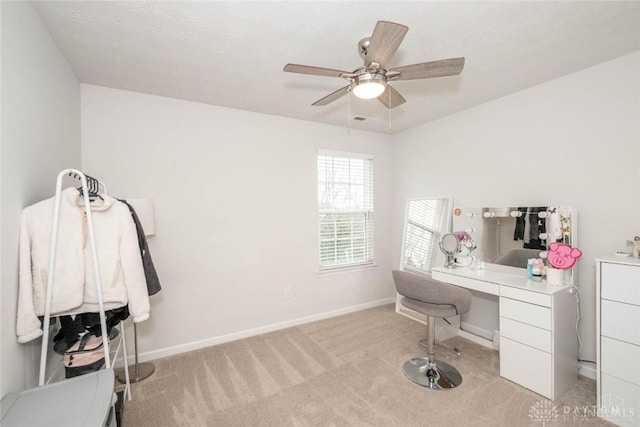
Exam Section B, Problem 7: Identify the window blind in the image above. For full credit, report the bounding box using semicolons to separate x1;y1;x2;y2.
318;152;374;271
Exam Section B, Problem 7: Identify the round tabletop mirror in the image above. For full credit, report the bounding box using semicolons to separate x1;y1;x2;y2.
440;233;460;268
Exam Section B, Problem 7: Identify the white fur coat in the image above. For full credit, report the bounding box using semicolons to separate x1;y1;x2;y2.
18;187;150;343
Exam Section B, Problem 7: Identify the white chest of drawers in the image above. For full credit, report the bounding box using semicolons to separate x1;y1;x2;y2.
596;256;640;426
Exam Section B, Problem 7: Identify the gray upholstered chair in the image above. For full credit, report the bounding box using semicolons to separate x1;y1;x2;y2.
392;269;472;390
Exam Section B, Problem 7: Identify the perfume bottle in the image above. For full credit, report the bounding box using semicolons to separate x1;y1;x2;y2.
532;258;543;281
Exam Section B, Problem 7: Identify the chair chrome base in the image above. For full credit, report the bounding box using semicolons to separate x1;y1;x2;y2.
402;357;463;390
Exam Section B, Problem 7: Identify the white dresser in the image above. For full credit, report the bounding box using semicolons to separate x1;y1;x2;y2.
432;264;577;400
596;256;640;426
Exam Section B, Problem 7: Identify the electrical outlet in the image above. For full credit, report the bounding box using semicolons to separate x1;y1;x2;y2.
284;287;292;298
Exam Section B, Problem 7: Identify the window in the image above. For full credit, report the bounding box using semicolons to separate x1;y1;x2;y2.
317;150;374;271
402;198;449;273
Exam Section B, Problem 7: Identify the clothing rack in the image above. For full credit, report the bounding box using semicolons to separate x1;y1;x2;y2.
38;169;131;400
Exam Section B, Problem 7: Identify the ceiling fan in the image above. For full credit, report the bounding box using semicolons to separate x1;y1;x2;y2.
283;20;465;109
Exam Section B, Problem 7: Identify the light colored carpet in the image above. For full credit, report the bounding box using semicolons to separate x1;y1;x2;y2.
122;304;610;426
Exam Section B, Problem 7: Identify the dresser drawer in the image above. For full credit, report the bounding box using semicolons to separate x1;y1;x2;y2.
500;297;551;330
500;337;552;398
601;263;640;306
601;336;640;386
601;299;640;346
500;317;551;353
601;374;640;427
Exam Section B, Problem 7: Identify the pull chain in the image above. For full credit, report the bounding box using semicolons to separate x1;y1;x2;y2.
347;87;352;134
388;86;392;132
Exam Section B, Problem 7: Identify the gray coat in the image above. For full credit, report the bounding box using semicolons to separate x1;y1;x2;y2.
120;199;161;296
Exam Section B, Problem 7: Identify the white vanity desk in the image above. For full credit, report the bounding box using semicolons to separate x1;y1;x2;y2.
431;263;578;400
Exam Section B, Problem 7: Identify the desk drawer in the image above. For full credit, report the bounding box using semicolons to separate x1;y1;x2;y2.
500;337;552;399
500;317;551;353
601;299;640;346
500;297;551;330
601;336;640;386
601;263;640;306
501;286;551;307
432;270;500;295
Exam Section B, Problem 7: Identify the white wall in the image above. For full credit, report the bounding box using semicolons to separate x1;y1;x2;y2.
0;2;81;398
392;51;640;367
81;85;394;360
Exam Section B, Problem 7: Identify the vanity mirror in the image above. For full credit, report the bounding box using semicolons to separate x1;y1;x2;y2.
400;197;452;274
452;206;576;278
439;233;460;268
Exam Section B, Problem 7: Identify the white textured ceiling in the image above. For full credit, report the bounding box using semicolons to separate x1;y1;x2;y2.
34;1;640;134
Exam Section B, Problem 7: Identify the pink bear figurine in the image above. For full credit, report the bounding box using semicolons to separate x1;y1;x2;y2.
547;242;583;269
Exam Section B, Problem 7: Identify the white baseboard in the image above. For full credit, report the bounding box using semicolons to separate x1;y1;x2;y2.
458;329;494;349
460;322;494;341
459;322;495;349
134;297;395;364
579;363;596;380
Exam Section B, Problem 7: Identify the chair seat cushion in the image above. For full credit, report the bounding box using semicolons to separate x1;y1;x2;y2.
400;296;459;318
392;270;472;316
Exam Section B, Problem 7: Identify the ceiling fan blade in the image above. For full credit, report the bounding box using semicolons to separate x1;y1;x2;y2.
365;21;408;68
378;85;406;109
283;63;349;78
389;57;465;81
312;85;350;106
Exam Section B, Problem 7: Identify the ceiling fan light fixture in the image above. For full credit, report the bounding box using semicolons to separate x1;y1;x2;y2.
284;21;464;109
352;73;386;99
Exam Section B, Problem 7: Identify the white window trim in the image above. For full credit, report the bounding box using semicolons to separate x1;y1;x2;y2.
318;149;374;161
317;149;375;273
317;263;379;277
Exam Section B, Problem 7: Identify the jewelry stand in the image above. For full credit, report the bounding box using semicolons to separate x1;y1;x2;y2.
116;323;155;384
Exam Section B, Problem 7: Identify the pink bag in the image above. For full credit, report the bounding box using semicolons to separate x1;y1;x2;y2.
63;333;106;378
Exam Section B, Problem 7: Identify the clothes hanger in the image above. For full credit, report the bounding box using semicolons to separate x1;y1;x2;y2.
70;172;103;201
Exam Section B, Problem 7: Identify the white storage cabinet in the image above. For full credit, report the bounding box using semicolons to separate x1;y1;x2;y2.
499;286;576;400
596;256;640;427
